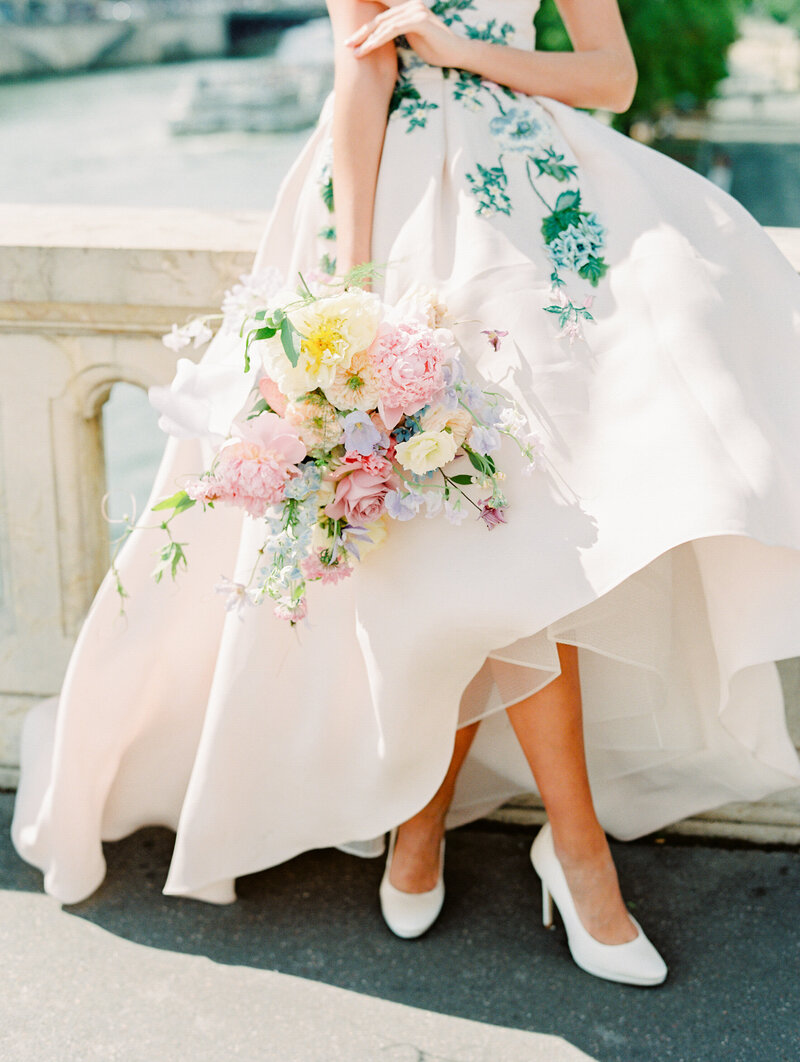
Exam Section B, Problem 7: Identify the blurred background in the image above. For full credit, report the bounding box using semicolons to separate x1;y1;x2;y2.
2;0;798;217
1;0;799;530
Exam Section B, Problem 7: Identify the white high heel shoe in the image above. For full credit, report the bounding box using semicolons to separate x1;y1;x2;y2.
530;822;668;987
379;827;445;939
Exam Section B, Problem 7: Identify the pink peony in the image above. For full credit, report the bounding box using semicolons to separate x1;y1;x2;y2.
369;321;445;429
325;464;395;526
199;413;306;517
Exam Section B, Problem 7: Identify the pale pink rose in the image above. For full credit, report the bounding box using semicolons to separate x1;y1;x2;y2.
325;465;395;526
369;321;445;428
258;375;289;416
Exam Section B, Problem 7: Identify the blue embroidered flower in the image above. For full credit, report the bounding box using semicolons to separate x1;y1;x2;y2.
547;216;606;273
489;107;545;154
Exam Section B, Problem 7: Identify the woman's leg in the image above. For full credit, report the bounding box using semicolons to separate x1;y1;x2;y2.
506;643;637;943
389;720;480;892
392;643;636;943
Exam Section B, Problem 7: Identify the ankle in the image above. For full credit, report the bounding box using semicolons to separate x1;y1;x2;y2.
398;806;448;839
550;821;609;867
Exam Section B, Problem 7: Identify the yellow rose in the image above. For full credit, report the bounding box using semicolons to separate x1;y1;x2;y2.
395;430;458;475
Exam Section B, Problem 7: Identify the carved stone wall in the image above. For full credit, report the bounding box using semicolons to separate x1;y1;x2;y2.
0;204;267;782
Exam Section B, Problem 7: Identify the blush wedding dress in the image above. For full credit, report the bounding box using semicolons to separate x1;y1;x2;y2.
13;0;800;905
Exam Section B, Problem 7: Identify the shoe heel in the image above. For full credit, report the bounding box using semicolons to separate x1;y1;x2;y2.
542;881;554;927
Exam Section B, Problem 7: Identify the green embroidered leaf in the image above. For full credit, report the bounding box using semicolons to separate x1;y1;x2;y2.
555;190;581;211
318;225;336;241
389;78;421;116
544;304;565;315
541;207;581;243
532;148;578;183
430;0;475;24
578;257;609;287
320;177;334;213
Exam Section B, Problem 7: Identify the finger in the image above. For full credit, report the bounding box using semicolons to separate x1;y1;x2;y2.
344;4;407;47
353;25;405;56
343;20;373;47
353;12;420;54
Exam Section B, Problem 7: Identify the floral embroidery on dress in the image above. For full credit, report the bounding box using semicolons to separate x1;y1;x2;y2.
464;90;608;341
369;6;608;342
389;0;516;131
317;143;337;276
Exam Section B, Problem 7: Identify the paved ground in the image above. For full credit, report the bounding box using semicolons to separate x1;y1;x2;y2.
2;793;798;1062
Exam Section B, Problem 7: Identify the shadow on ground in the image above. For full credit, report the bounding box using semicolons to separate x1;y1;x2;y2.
2;793;798;1062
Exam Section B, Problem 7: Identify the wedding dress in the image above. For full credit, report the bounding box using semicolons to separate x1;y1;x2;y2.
13;0;800;906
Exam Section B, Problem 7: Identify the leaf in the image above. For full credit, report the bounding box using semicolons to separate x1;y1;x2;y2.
555;190;581;211
578;257;609;287
253;324;278;341
247;397;270;420
170;542;188;579
280;316;303;368
449;474;473;485
151;490;195;514
465;449;495;476
541;207;581;243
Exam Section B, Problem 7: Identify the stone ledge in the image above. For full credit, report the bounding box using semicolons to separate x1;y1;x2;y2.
0;205;270;310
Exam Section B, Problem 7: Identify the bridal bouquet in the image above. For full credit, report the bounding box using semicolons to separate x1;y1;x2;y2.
146;270;540;623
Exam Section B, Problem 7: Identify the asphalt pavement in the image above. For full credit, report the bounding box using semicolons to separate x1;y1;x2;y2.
1;792;798;1062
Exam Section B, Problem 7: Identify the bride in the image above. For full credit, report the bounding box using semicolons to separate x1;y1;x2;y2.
12;0;800;989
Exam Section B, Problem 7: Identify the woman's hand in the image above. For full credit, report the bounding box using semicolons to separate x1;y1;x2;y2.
344;0;467;70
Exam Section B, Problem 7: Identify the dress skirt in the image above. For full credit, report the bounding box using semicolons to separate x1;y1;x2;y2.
12;2;800;904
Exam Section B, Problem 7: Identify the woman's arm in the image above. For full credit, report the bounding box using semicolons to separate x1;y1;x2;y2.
327;0;398;274
346;0;637;114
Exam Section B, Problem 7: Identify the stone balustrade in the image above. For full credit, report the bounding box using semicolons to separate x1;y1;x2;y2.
0;204;798;841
